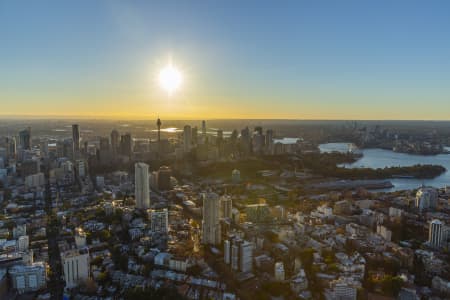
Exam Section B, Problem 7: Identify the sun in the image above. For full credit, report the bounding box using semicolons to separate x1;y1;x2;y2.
158;63;182;95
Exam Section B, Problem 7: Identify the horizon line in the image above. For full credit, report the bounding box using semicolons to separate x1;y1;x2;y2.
0;115;450;122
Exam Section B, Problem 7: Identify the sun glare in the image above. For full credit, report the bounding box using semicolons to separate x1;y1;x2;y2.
159;63;182;95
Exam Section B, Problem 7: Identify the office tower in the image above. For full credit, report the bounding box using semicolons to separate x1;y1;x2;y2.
99;137;109;151
217;129;223;145
110;129;119;157
231;240;240;271
202;120;206;136
416;187;438;211
135;162;150;209
61;248;90;288
239;240;253;273
252;130;265;154
192;126;198;145
157;166;172;191
19;127;31;150
202;192;221;245
229;238;253;272
6;137;16;159
429;219;444;248
230;130;238;145
220;195;233;219
183;125;192;153
39;139;48;158
99;137;111;164
72;124;80;158
75;159;86;178
120;133;133;157
150;208;169;234
240;127;251;155
224;240;231;264
265;129;274;150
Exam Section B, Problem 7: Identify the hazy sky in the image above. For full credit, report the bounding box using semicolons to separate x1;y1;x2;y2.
1;0;450;120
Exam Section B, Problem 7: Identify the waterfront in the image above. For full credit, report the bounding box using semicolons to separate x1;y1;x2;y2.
319;143;450;191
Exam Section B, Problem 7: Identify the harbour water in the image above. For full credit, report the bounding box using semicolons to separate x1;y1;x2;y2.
319;143;450;191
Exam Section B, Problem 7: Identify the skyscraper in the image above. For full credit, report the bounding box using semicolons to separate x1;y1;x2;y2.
202;192;221;245
265;129;274;150
110;129;119;157
183;125;191;153
72;124;80;158
429;219;444;248
202;120;206;137
217;129;223;145
120;133;133;157
135;162;150;209
192;126;198;145
228;238;253;273
416;187;438;211
220;195;233;219
6;137;16;159
19;127;31;150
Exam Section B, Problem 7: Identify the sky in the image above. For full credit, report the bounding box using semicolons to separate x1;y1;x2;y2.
1;0;450;120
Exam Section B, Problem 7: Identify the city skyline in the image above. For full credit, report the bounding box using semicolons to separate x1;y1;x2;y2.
2;1;450;120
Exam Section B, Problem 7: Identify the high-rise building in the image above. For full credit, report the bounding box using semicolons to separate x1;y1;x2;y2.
150;208;169;234
240;127;251;155
6;137;17;160
61;248;90;288
224;240;231;264
220;195;233;219
228;238;253;273
429;219;444;248
135;162;150;209
39;139;48;158
110;129;119;157
202;120;206;137
72;124;80;158
202;192;221;245
99;137;111;164
157;166;172;191
192;126;198;145
239;240;253;273
183;125;192;153
265;129;274;151
75;159;86;178
416;187;438;211
19;127;31;150
217;129;223;143
120;133;133;157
